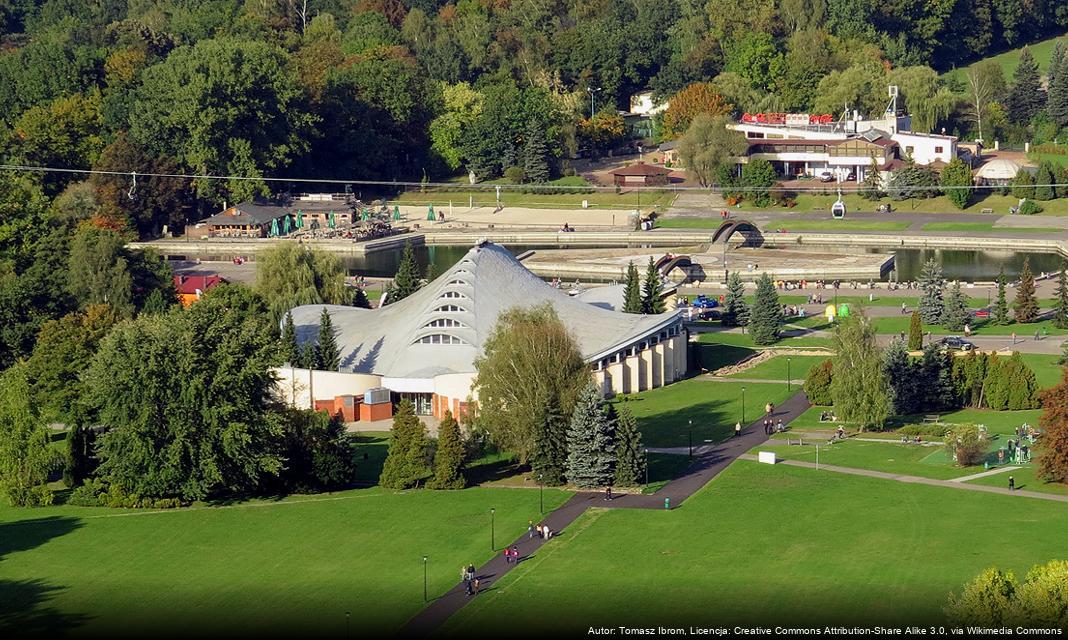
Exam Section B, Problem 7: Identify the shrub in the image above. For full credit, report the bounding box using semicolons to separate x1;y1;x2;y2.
1017;199;1043;215
897;424;950;437
803;359;833;405
944;423;987;467
503;166;526;184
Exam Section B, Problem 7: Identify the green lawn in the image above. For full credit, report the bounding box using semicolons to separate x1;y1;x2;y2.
443;461;1068;631
941;33;1068;84
694;329;834;349
655;217;726;229
871;315;1068;337
896;408;1043;436
725;355;824;382
764;219;910;232
690;342;756;371
757;439;984;480
613;378;796;448
1031;151;1068;168
0;485;571;636
765;192;1068;216
966;464;1068;497
1019;353;1064;390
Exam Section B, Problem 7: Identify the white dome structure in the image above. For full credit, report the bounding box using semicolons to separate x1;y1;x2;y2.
975;159;1023;184
282;242;687;419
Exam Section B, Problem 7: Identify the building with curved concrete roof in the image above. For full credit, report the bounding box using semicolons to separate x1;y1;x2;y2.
281;241;687;419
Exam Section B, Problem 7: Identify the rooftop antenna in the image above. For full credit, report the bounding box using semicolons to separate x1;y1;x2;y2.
885;85;899;117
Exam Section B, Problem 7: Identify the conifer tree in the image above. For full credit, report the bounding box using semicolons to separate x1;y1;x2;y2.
883;338;918;415
315;307;340;371
943;281;970;331
531;397;568;486
993;268;1010;325
861;157;882;200
1013;258;1039;323
721;271;749;327
918;258;945;324
748;273;782;345
565;383;616;489
1012;170;1035;200
1006;47;1045;125
1054;267;1068;329
622;261;642;314
1037;368;1068;483
1048;45;1068;127
282;311;299;364
908;310;924;350
612;405;646;488
1034;162;1056;201
384;241;422;305
63;421;97;488
353;287;371;309
641;257;665;314
379;400;429;489
428;410;465;490
522;122;551;184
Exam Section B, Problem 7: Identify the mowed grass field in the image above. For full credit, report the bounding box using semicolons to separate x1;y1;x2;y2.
941;33;1068;84
0;486;571;636
442;461;1068;632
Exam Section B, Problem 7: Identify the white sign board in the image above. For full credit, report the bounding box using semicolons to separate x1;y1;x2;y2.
785;113;810;127
757;451;777;465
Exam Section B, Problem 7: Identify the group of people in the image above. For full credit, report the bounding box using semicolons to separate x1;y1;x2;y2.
763;418;785;435
900;435;924;444
781;304;805;318
502;545;521;564
461;564;480;596
528;520;553;540
559;222;575;232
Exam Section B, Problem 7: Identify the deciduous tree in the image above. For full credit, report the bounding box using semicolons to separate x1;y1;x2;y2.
1038;369;1068;483
0;363;59;506
256;244;351;322
676;114;747;187
831;311;891;431
661;83;731;139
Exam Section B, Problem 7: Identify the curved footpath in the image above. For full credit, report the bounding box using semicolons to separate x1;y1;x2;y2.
399;391;812;635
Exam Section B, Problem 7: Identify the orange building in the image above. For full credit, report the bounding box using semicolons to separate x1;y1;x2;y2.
174;274;224;307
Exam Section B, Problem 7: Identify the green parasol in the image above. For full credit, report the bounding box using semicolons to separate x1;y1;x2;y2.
269;218;279;237
362;207;370;221
296;210;304;228
393;205;401;221
282;214;292;235
328;210;336;228
427;204;435;221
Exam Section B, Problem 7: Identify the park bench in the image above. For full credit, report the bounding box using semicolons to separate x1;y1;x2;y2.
980;208;993;214
922;414;942;424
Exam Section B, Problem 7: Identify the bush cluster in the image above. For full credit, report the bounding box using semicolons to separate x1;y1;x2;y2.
68;479;185;509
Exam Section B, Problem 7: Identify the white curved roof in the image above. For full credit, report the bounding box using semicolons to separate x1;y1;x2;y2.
975;159;1022;180
289;242;679;378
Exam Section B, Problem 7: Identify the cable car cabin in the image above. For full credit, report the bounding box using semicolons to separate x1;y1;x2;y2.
831;193;846;219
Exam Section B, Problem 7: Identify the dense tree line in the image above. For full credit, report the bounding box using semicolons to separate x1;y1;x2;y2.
0;1;1065;237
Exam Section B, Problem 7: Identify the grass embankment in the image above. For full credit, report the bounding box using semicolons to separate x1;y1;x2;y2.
444;461;1068;631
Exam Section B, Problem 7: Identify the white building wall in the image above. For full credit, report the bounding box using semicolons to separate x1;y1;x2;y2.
891;133;955;165
273;367;383;409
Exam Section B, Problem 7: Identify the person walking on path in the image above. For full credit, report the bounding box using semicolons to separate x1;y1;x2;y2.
503;548;512;564
901;302;907;315
1009;476;1015;492
765;402;774;416
604;486;613;501
735;422;742;437
528;520;535;539
1011;332;1017;345
472;578;480;595
511;546;520;564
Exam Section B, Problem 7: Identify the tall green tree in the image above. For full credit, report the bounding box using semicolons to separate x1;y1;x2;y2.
918;258;945;324
473;304;588;466
1013;258;1038;323
1012;170;1035;200
0;363;59;506
748;273;782;345
256;244;351;323
721;271;749;327
741;158;777;207
88;285;285;501
384;241;422;306
622;261;642;314
428;410;465;490
612;405;646;488
940;158;973;210
830;311;891;431
1005;47;1045;125
993;268;1010;325
64;421;97;488
565;383;616;489
943;281;970;332
379;399;429;489
67;226;133;317
676;113;748;187
641;257;665;314
1054;268;1068;330
908;310;923;350
522;121;551;184
531;397;568;486
315;307;340;371
1034;162;1057;201
884;339;919;415
1048;46;1068;128
274;408;355;492
861;157;883;200
281;312;299;364
948;561;1068;628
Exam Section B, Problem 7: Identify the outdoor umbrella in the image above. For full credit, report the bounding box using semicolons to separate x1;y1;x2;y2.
269;218;279;237
296;211;304;228
328;211;336;229
362;207;370;221
393;205;401;221
427;204;435;221
282;214;292;235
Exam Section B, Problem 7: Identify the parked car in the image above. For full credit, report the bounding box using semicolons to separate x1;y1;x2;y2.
691;295;718;309
940;336;975;352
818;171;834;182
846;172;856;181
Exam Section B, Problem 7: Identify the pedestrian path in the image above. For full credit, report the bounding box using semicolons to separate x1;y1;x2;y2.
738;455;1068;503
949;465;1020;483
853;437;944;446
400;391;813;634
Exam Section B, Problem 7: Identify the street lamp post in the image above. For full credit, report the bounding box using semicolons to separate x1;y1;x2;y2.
688;419;693;458
422;556;428;602
644;448;649;486
742;386;747;424
586;86;602;119
787;357;792;391
346;611;350;639
490;508;496;551
538;474;544;514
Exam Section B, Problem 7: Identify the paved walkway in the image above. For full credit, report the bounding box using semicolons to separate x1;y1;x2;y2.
950;466;1021;483
739;455;1068;503
400;391;812;635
